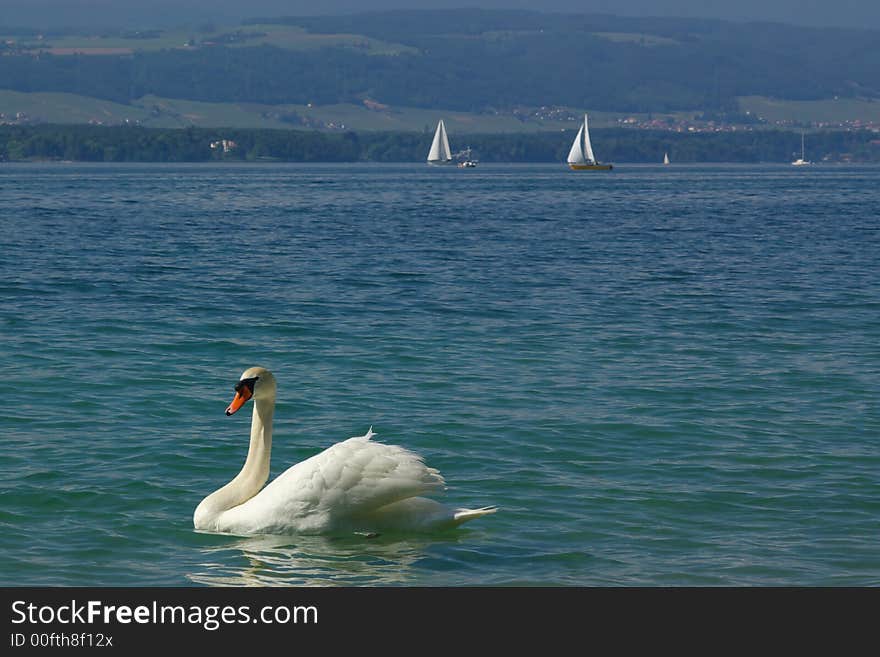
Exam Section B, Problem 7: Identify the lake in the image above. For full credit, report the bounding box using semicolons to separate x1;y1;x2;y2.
1;162;878;585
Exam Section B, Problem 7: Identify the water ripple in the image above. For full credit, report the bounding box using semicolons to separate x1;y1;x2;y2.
1;163;878;585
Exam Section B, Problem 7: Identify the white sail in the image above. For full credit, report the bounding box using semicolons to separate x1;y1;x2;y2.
581;114;596;163
568;115;598;165
567;125;585;164
663;152;670;165
427;120;452;163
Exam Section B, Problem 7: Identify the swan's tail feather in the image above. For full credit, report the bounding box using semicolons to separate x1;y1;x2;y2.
452;506;498;525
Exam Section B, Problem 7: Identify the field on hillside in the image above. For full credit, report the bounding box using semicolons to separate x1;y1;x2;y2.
0;24;414;56
8;89;880;132
739;96;880;124
0;90;660;132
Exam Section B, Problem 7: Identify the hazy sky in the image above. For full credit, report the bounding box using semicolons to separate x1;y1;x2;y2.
3;0;880;30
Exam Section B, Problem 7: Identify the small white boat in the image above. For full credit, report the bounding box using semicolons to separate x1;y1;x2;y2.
792;132;811;166
427;119;454;165
567;114;612;171
663;152;670;165
457;146;478;168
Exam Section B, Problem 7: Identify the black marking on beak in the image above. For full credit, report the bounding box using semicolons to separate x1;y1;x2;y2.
234;376;259;395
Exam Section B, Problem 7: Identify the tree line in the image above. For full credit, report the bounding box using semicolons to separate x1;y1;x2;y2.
1;124;878;163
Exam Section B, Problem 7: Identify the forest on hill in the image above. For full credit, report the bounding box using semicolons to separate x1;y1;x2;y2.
1;10;878;115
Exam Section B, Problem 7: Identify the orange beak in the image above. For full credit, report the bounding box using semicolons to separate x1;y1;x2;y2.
225;387;252;416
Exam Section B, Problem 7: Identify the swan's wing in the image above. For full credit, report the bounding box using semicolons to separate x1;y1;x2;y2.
303;432;445;509
238;430;445;531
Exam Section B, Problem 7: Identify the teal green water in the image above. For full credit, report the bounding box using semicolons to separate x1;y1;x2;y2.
1;162;878;586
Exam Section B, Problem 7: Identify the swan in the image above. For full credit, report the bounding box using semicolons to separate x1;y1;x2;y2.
194;366;496;535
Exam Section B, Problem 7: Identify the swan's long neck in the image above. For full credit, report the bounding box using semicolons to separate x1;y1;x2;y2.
194;396;274;530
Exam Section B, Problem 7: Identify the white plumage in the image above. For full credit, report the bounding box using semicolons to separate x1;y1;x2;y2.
194;367;496;535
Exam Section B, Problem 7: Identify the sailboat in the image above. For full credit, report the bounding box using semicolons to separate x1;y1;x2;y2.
792;132;811;166
567;114;612;171
427;119;453;165
663;152;670;165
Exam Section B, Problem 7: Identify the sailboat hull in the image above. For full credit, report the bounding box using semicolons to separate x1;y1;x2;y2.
568;163;613;171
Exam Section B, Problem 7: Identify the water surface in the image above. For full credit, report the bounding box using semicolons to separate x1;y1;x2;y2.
1;162;878;585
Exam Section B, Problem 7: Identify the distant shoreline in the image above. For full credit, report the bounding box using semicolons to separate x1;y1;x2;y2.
1;124;878;164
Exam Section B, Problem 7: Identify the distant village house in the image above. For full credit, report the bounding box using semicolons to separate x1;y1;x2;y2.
210;139;237;153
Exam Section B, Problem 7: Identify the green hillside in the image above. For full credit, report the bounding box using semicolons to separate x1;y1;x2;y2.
0;24;415;56
1;10;878;125
739;96;880;125
0;90;672;131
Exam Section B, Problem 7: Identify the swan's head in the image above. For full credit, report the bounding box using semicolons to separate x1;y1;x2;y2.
225;366;276;416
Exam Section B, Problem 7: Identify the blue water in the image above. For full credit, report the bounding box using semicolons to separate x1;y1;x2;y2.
1;162;878;586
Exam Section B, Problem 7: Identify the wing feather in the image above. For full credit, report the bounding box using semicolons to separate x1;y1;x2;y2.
236;430;445;532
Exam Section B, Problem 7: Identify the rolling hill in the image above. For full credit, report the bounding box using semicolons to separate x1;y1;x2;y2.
1;10;879;130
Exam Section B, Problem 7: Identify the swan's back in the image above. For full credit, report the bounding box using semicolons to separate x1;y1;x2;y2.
215;429;447;534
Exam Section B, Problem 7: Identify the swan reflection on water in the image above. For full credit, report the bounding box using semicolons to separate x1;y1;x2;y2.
187;532;459;586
